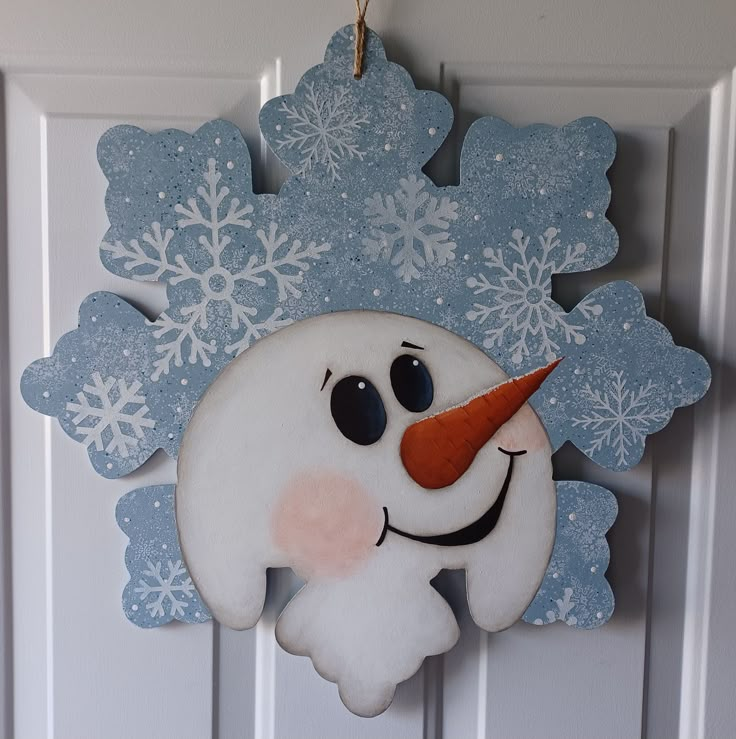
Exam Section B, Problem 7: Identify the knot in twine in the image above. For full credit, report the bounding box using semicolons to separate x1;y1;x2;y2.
353;0;370;79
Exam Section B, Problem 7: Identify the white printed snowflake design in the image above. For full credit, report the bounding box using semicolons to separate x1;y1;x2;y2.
533;587;578;626
362;175;459;282
65;373;155;458
102;159;330;379
134;559;196;618
572;370;670;465
275;82;368;181
466;227;602;364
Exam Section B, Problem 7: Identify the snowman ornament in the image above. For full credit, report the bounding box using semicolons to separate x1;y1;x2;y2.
177;311;560;717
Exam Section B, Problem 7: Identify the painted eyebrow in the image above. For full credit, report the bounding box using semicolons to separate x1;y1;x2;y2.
320;368;333;391
401;341;424;350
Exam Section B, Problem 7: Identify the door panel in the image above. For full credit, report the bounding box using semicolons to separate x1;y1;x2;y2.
7;75;263;739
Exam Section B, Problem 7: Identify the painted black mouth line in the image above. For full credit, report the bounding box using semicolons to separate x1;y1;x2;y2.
376;448;527;548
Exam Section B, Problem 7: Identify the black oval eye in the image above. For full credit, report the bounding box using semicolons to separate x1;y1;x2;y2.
330;376;387;445
390;354;434;412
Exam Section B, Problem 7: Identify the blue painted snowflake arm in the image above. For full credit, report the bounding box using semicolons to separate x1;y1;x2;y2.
524;481;617;629
260;25;452;185
117;485;211;628
20;292;192;478
98;119;258;284
99;117;333;380
533;281;711;469
459;116;617;271
448;116;618;372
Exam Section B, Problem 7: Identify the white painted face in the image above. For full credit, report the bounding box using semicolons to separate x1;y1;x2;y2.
176;311;557;716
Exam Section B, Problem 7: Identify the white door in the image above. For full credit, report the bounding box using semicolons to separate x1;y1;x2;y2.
2;2;735;737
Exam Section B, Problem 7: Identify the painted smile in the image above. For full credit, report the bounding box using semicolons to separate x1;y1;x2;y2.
375;448;527;547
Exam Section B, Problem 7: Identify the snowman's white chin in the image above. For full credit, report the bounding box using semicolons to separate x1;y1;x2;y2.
274;555;460;718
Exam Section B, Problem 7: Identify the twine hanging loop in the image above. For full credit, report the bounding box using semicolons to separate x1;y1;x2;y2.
353;0;370;79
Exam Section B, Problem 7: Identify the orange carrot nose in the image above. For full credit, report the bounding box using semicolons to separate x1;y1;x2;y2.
400;358;562;490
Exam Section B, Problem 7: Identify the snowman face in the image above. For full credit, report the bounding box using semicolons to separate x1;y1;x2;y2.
176;311;557;637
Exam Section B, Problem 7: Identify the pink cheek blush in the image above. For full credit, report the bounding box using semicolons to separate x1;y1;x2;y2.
493;404;549;453
271;470;383;579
